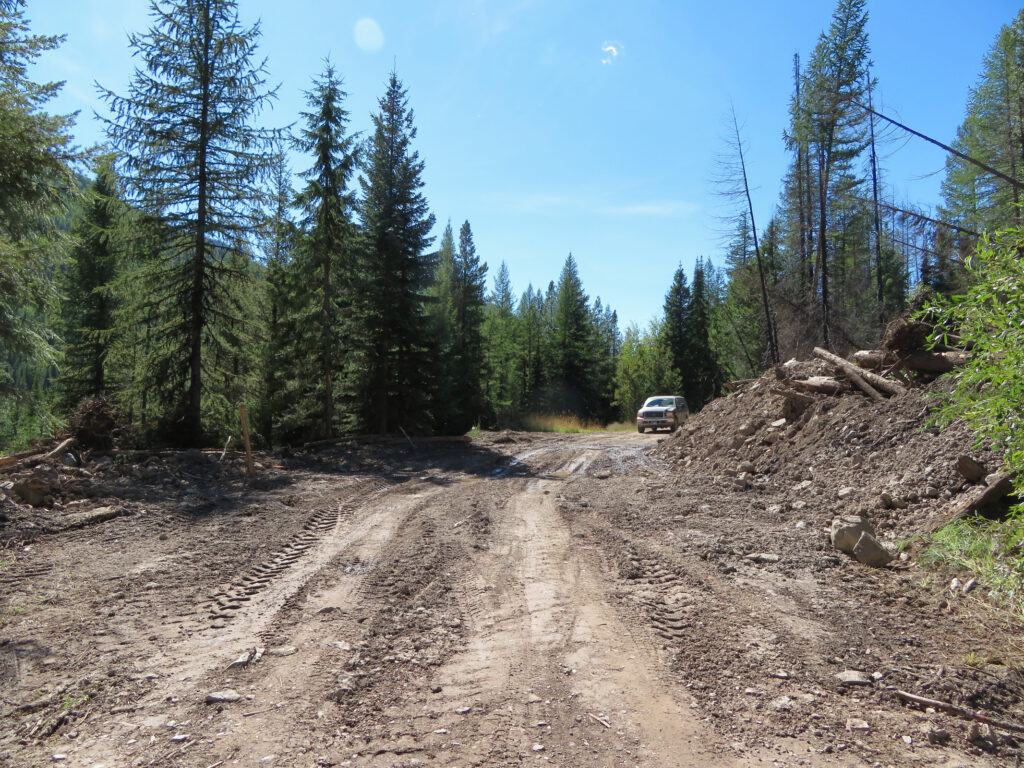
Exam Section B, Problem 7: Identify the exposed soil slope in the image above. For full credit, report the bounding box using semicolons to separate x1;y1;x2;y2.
1;382;1021;767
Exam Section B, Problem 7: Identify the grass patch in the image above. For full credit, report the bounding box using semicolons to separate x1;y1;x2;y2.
920;517;1024;620
519;414;622;433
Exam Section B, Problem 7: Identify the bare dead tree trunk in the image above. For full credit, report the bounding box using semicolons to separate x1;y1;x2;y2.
729;106;779;365
866;70;885;319
816;147;831;350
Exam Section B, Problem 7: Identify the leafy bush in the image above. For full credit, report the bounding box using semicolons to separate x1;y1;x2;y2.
925;225;1024;603
928;226;1024;488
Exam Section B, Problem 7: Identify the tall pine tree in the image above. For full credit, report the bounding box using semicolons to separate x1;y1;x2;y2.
60;156;123;408
352;71;436;434
100;0;277;445
0;3;77;399
283;61;359;440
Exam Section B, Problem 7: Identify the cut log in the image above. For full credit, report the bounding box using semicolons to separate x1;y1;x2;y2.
770;386;817;404
900;350;968;374
854;349;968;374
852;350;894;371
0;448;46;470
812;347;906;396
784;376;843;395
839;364;885;402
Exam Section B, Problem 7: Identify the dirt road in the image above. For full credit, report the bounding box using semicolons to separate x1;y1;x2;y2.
1;433;1018;766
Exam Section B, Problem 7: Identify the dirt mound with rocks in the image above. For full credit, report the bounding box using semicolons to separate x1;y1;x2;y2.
655;358;1003;548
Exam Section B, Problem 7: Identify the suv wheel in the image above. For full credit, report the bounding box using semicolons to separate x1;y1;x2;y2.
637;425;645;434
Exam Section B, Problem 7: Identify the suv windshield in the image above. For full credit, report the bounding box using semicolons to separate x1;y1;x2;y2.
644;398;673;407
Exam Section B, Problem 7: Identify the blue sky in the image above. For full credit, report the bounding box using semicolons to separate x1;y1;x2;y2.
28;0;1021;329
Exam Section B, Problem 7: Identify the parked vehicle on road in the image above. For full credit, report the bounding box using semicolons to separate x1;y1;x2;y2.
636;395;689;433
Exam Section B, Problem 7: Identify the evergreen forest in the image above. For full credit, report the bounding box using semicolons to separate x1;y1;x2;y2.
3;0;1024;450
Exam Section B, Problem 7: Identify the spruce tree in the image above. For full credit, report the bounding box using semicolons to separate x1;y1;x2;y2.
481;262;517;426
352;71;436;434
685;258;723;409
256;153;296;444
284;61;359;440
428;222;458;430
551;254;594;415
800;0;871;349
514;284;546;416
100;0;277;446
0;3;77;396
449;221;488;431
662;265;691;385
60;156;123;407
941;11;1024;234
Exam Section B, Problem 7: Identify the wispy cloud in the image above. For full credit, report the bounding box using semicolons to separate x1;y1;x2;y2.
493;192;697;219
463;0;539;45
600;200;700;217
601;41;623;65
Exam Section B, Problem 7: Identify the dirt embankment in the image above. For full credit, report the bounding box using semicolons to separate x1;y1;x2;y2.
0;372;1022;767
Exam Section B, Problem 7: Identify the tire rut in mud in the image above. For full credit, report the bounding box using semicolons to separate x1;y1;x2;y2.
204;504;350;627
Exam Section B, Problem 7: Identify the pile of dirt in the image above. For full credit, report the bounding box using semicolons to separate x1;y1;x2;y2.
654;358;1004;547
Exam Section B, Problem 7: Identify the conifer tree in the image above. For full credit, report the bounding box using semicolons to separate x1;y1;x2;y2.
514;284;546;416
482;262;517;426
431;220;488;433
60;156;123;407
450;221;488;429
684;258;723;409
550;254;594;415
352;71;436;434
282;61;358;440
255;153;296;443
662;265;691;383
100;0;277;445
428;222;457;429
0;3;77;397
800;0;871;349
941;10;1024;234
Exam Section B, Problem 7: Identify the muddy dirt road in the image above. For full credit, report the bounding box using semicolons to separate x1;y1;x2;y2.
1;433;1019;766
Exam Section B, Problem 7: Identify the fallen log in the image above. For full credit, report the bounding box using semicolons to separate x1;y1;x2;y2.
43;437;75;461
924;472;1014;533
852;350;895;370
853;349;968;374
769;386;817;404
723;378;757;392
895;690;1024;735
813;347;906;396
782;376;843;395
0;448;46;471
840;364;885;402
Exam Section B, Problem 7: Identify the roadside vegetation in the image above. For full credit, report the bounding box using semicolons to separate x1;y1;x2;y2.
921;225;1024;618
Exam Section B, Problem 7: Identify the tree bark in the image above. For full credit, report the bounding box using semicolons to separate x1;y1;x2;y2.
812;346;906;395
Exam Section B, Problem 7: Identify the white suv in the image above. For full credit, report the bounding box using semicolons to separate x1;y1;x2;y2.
636;395;688;433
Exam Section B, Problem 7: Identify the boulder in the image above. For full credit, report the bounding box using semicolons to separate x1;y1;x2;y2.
204;689;242;704
737;461;755;474
956;455;987;482
830;515;875;554
835;670;872;686
852;531;893;567
12;477;53;507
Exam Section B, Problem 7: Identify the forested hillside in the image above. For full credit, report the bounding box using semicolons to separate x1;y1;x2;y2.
2;0;1024;449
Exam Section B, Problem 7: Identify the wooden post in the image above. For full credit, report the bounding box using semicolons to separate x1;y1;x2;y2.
239;405;255;474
